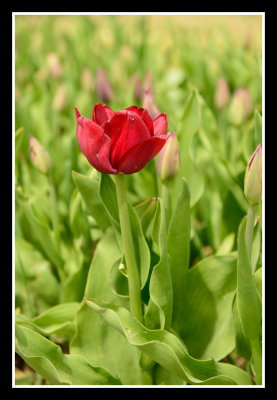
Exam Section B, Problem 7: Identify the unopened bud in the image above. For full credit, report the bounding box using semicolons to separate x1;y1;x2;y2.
214;77;230;110
143;71;153;91
81;67;94;91
46;53;62;78
52;83;67;111
132;75;142;102
228;88;252;125
29;135;52;174
142;89;160;120
244;144;262;205
95;69;113;103
156;132;180;184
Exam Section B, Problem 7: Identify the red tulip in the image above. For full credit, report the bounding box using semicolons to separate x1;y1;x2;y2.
75;104;169;175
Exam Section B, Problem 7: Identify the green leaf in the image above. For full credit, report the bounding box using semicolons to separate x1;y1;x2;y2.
72;170;111;231
173;88;204;207
70;229;145;385
69;188;91;238
167;178;191;331
232;296;252;359
251;219;262;274
84;299;253;385
254;111;262;146
236;217;261;340
16;302;80;337
216;232;235;256
144;199;173;330
15;324;121;385
15;198;64;278
176;255;237;361
254;267;262;299
15;127;25;158
127;202;151;290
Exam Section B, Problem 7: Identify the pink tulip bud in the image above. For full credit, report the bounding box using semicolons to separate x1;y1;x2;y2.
143;71;153;91
132;75;143;102
228;88;252;125
244;144;262;205
142;89;161;121
46;53;62;78
29;135;52;174
156;132;180;184
214;77;230;110
52;83;67;111
81;67;94;91
95;69;113;103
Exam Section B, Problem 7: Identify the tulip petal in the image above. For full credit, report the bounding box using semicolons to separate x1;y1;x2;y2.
76;110;117;174
153;113;168;136
118;135;168;174
92;103;115;127
125;106;154;135
111;111;152;168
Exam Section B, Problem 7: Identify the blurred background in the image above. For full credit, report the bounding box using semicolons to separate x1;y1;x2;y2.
14;14;263;384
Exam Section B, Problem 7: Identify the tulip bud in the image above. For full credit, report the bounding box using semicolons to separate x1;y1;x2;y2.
244;144;262;205
81;67;94;92
95;69;113;103
156;132;180;184
228;88;252;125
142;88;161;120
46;53;62;78
52;83;67;111
143;71;153;91
29;135;52;174
132;75;142;102
214;77;230;110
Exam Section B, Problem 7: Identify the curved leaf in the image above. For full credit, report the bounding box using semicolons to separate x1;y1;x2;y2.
84;299;253;385
15;324;121;385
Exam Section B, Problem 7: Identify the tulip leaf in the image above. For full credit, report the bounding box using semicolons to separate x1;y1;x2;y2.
232;295;252;359
176;255;237;361
144;199;173;330
216;232;235;256
254;267;262;300
16;302;80;338
251;219;262;274
69;188;91;238
174;88;204;207
236;217;261;340
70;229;145;385
72;170;111;231
167;178;191;332
15;127;25;158
84;298;253;385
15;198;64;274
254;111;262;146
15;324;121;385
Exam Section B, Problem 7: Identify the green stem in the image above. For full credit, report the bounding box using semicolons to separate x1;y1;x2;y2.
161;183;170;229
48;170;60;249
245;203;257;260
114;174;143;323
16;247;35;317
250;337;262;385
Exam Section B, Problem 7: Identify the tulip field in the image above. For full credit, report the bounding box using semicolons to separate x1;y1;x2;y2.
14;14;263;386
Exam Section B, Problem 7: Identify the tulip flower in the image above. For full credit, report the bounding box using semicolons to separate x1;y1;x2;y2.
75;104;169;175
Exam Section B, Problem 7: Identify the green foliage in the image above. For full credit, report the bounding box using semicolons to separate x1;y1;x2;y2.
14;14;262;386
